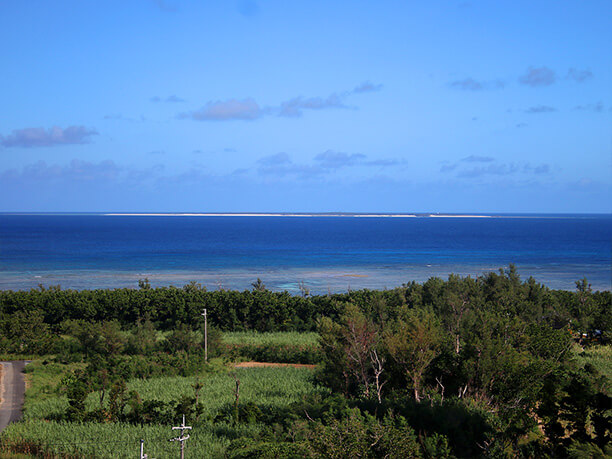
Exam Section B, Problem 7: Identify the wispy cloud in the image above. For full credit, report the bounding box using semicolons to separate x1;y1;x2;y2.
314;150;366;169
450;78;483;91
459;163;551;178
525;105;556;114
277;81;382;117
461;155;494;163
457;163;520;178
441;156;552;179
0;126;98;148
192;147;238;155
365;158;402;167
257;152;292;167
257;153;322;179
440;163;458;172
352;81;383;93
1;159;120;182
519;66;556;87
573;102;604;112
449;78;504;91
0;160;170;193
524;164;550;174
103;114;146;123
180;82;382;122
255;150;399;180
151;95;185;103
566;68;593;83
279;94;347;117
179;98;264;121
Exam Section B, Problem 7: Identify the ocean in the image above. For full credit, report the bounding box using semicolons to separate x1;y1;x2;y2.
0;214;610;293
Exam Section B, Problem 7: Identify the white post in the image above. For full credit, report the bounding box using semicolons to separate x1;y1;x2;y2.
140;438;147;459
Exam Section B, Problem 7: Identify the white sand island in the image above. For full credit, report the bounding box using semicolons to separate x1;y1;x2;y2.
103;213;495;218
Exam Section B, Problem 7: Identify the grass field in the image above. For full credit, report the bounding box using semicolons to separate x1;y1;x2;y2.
576;344;612;381
2;419;259;458
221;331;320;347
1;360;323;458
220;331;321;364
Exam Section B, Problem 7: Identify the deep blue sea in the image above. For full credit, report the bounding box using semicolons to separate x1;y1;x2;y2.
0;214;610;293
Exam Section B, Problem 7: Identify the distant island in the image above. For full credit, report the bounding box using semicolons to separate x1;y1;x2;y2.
102;212;518;218
101;212;600;219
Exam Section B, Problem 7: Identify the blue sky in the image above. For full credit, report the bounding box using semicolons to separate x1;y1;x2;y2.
1;0;610;213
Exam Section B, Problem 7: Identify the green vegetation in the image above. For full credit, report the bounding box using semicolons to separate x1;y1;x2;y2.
222;331;319;347
576;344;612;381
2;419;257;458
3;363;319;458
222;331;321;364
0;266;609;457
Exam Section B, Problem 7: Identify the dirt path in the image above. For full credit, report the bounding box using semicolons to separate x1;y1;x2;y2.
234;361;316;369
0;361;27;433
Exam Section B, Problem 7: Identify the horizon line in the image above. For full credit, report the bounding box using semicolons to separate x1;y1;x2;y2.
1;211;610;218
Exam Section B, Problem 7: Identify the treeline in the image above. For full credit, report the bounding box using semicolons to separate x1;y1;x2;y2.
307;285;611;457
230;268;611;457
0;265;609;335
0;266;610;457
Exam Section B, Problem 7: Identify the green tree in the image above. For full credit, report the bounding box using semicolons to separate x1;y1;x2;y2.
1;309;53;353
251;278;266;292
574;278;597;334
384;307;442;402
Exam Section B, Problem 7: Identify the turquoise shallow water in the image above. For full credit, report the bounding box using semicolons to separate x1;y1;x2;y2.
0;214;610;293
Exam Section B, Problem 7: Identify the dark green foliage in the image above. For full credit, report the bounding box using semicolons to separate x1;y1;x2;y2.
0;309;56;354
215;401;263;425
0;268;609;458
163;322;199;353
125;316;157;354
0;268;608;337
228;438;312;458
222;342;321;364
225;401;441;459
62;370;91;422
311;269;611;457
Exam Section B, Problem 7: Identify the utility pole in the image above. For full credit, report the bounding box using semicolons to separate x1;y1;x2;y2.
169;414;192;459
140;438;148;459
201;308;208;362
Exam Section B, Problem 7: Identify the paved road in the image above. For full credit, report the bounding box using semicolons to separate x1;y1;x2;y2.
0;361;27;432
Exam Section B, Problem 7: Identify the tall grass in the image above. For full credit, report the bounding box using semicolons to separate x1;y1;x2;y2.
221;331;321;363
222;331;320;347
130;366;321;417
576;344;612;381
1;420;258;458
3;363;322;458
24;366;321;421
21;362;84;422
